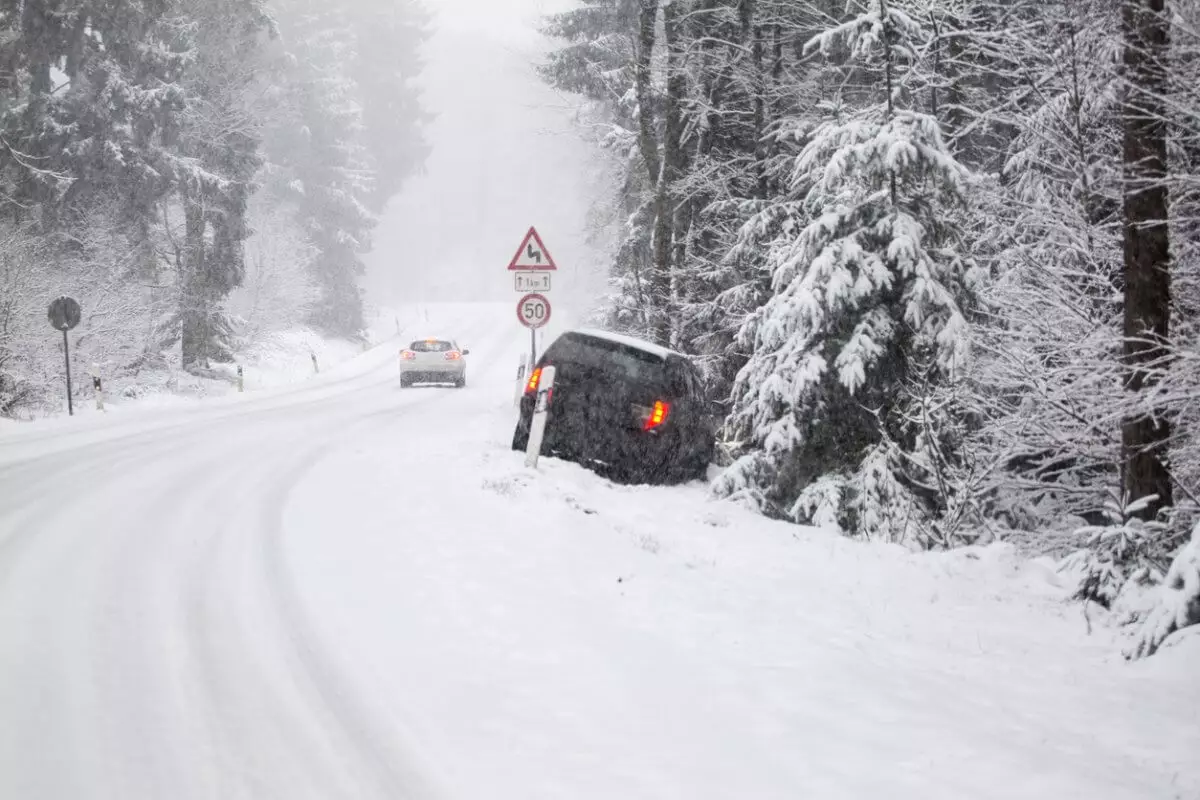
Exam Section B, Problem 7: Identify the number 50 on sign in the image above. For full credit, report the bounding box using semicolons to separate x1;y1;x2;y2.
517;293;551;329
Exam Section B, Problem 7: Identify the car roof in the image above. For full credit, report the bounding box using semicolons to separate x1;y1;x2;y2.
411;335;455;342
570;328;679;360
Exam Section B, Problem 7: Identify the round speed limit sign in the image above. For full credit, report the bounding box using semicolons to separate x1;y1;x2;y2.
517;293;551;329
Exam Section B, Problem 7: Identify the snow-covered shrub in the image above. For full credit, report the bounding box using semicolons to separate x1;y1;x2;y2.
1126;521;1200;658
791;474;849;531
1059;493;1170;608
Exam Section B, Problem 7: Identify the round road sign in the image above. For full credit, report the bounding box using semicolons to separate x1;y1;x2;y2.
517;293;551;329
48;295;82;331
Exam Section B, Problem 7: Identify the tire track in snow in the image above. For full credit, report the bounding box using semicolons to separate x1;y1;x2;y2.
0;306;513;798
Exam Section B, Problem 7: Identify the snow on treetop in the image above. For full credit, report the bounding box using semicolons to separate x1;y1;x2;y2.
572;328;679;360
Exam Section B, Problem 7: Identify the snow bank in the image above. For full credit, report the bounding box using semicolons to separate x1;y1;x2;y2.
278;330;1200;799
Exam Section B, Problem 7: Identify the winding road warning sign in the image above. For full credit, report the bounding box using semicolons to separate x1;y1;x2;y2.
508;227;557;271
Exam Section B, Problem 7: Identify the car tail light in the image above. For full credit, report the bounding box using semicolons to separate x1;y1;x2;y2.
444;351;462;360
634;400;671;431
525;366;543;394
400;350;416;360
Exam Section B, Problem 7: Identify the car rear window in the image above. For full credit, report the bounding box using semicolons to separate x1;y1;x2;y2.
411;340;453;352
545;333;666;385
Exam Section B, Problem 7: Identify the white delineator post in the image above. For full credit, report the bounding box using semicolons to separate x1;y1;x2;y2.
524;365;556;469
513;353;529;407
91;363;104;412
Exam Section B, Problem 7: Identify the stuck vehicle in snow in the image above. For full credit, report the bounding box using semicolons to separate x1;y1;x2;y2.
399;337;469;387
511;328;717;484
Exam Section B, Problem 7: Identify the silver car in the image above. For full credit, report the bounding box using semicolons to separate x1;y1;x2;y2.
399;337;469;387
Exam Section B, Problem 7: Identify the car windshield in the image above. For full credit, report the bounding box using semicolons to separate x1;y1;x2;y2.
411;340;453;352
546;333;666;385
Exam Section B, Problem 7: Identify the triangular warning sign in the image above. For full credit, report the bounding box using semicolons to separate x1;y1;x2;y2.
507;226;557;271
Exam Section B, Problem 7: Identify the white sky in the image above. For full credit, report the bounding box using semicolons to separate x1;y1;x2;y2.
364;0;615;321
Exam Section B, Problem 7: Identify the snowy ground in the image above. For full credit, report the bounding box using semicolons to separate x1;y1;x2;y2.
0;303;1196;800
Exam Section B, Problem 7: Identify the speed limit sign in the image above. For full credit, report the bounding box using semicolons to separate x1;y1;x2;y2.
517;293;551;329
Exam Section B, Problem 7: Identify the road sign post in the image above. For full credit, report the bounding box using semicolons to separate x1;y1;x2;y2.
47;296;82;416
508;227;557;371
517;292;551;367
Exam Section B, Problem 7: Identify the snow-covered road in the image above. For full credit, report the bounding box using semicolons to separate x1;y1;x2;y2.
1;304;1197;800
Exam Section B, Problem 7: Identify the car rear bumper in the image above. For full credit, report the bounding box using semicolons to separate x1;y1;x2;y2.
401;365;464;382
515;397;677;478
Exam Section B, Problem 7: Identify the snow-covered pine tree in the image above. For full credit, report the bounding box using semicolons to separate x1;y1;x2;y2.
539;0;657;334
0;0;212;382
714;0;978;544
172;0;274;369
673;1;829;414
345;0;430;213
268;0;376;337
0;0;188;246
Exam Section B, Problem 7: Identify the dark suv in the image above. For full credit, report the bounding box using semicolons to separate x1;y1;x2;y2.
511;329;716;484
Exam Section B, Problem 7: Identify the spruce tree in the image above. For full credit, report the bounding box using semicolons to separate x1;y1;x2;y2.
715;0;977;541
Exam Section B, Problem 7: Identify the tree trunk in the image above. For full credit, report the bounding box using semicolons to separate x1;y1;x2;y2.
633;0;660;185
650;0;686;346
1120;0;1172;518
181;197;210;369
747;3;767;200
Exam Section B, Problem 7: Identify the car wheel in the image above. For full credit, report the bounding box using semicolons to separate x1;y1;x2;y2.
686;456;711;483
455;375;466;388
400;374;412;388
511;423;529;452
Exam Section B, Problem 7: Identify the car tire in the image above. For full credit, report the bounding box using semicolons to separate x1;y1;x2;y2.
511;423;529;452
400;374;412;388
686;456;711;483
455;375;466;388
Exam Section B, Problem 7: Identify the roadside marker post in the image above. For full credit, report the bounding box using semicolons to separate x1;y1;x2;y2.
91;367;104;412
524;366;556;469
310;353;319;374
236;365;244;393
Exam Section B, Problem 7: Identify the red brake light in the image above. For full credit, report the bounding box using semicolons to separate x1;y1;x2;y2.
400;349;416;360
643;400;670;431
525;366;542;394
444;351;462;360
